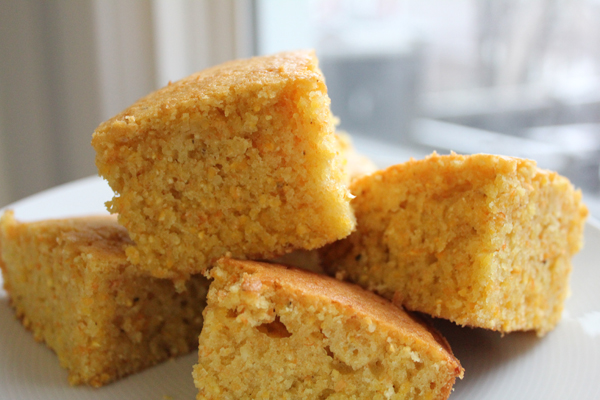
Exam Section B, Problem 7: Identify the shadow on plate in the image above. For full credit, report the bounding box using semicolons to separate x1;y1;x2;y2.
429;316;541;393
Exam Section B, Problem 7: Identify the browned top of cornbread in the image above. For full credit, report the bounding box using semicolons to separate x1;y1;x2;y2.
356;151;541;189
354;152;532;191
350;152;587;256
214;257;461;370
93;51;323;141
0;211;131;263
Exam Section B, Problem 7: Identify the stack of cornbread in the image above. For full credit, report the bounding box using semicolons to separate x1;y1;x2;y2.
0;50;587;399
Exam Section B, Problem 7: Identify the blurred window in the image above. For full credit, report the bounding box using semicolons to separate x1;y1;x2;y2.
256;0;600;216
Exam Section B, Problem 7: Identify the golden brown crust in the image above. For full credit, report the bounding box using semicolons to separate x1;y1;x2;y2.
216;258;460;365
1;211;130;261
94;51;324;139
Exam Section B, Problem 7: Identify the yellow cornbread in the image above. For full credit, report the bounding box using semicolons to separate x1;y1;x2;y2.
321;153;588;336
0;211;210;387
268;133;376;274
92;51;355;282
193;258;463;400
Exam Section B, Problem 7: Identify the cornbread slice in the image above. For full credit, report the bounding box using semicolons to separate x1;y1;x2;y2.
0;211;210;387
193;258;463;400
321;153;588;336
92;50;355;281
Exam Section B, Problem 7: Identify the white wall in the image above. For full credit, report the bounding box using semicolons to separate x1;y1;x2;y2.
0;116;10;207
255;0;314;55
152;0;254;88
0;0;254;207
93;0;157;121
0;1;64;204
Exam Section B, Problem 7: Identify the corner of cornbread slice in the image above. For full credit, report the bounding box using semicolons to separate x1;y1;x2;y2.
92;50;355;281
321;152;588;336
193;258;463;399
0;211;210;387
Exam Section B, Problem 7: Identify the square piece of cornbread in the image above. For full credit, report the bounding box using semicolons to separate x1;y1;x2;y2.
0;211;210;387
193;258;462;399
321;153;588;336
92;51;355;282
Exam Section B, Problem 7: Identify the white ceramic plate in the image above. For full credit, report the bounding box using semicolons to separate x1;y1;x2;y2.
1;149;599;399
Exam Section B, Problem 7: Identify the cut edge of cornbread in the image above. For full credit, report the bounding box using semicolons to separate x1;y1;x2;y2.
0;211;210;387
193;258;463;400
92;50;355;282
321;152;588;336
265;132;377;275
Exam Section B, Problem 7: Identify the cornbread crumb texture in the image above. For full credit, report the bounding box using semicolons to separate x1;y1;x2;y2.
193;258;462;400
321;152;588;335
266;134;377;274
0;211;210;387
92;50;355;280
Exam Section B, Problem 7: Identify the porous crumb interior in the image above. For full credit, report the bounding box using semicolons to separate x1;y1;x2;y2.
321;153;588;335
0;212;210;387
265;134;377;275
193;259;462;400
92;51;355;280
